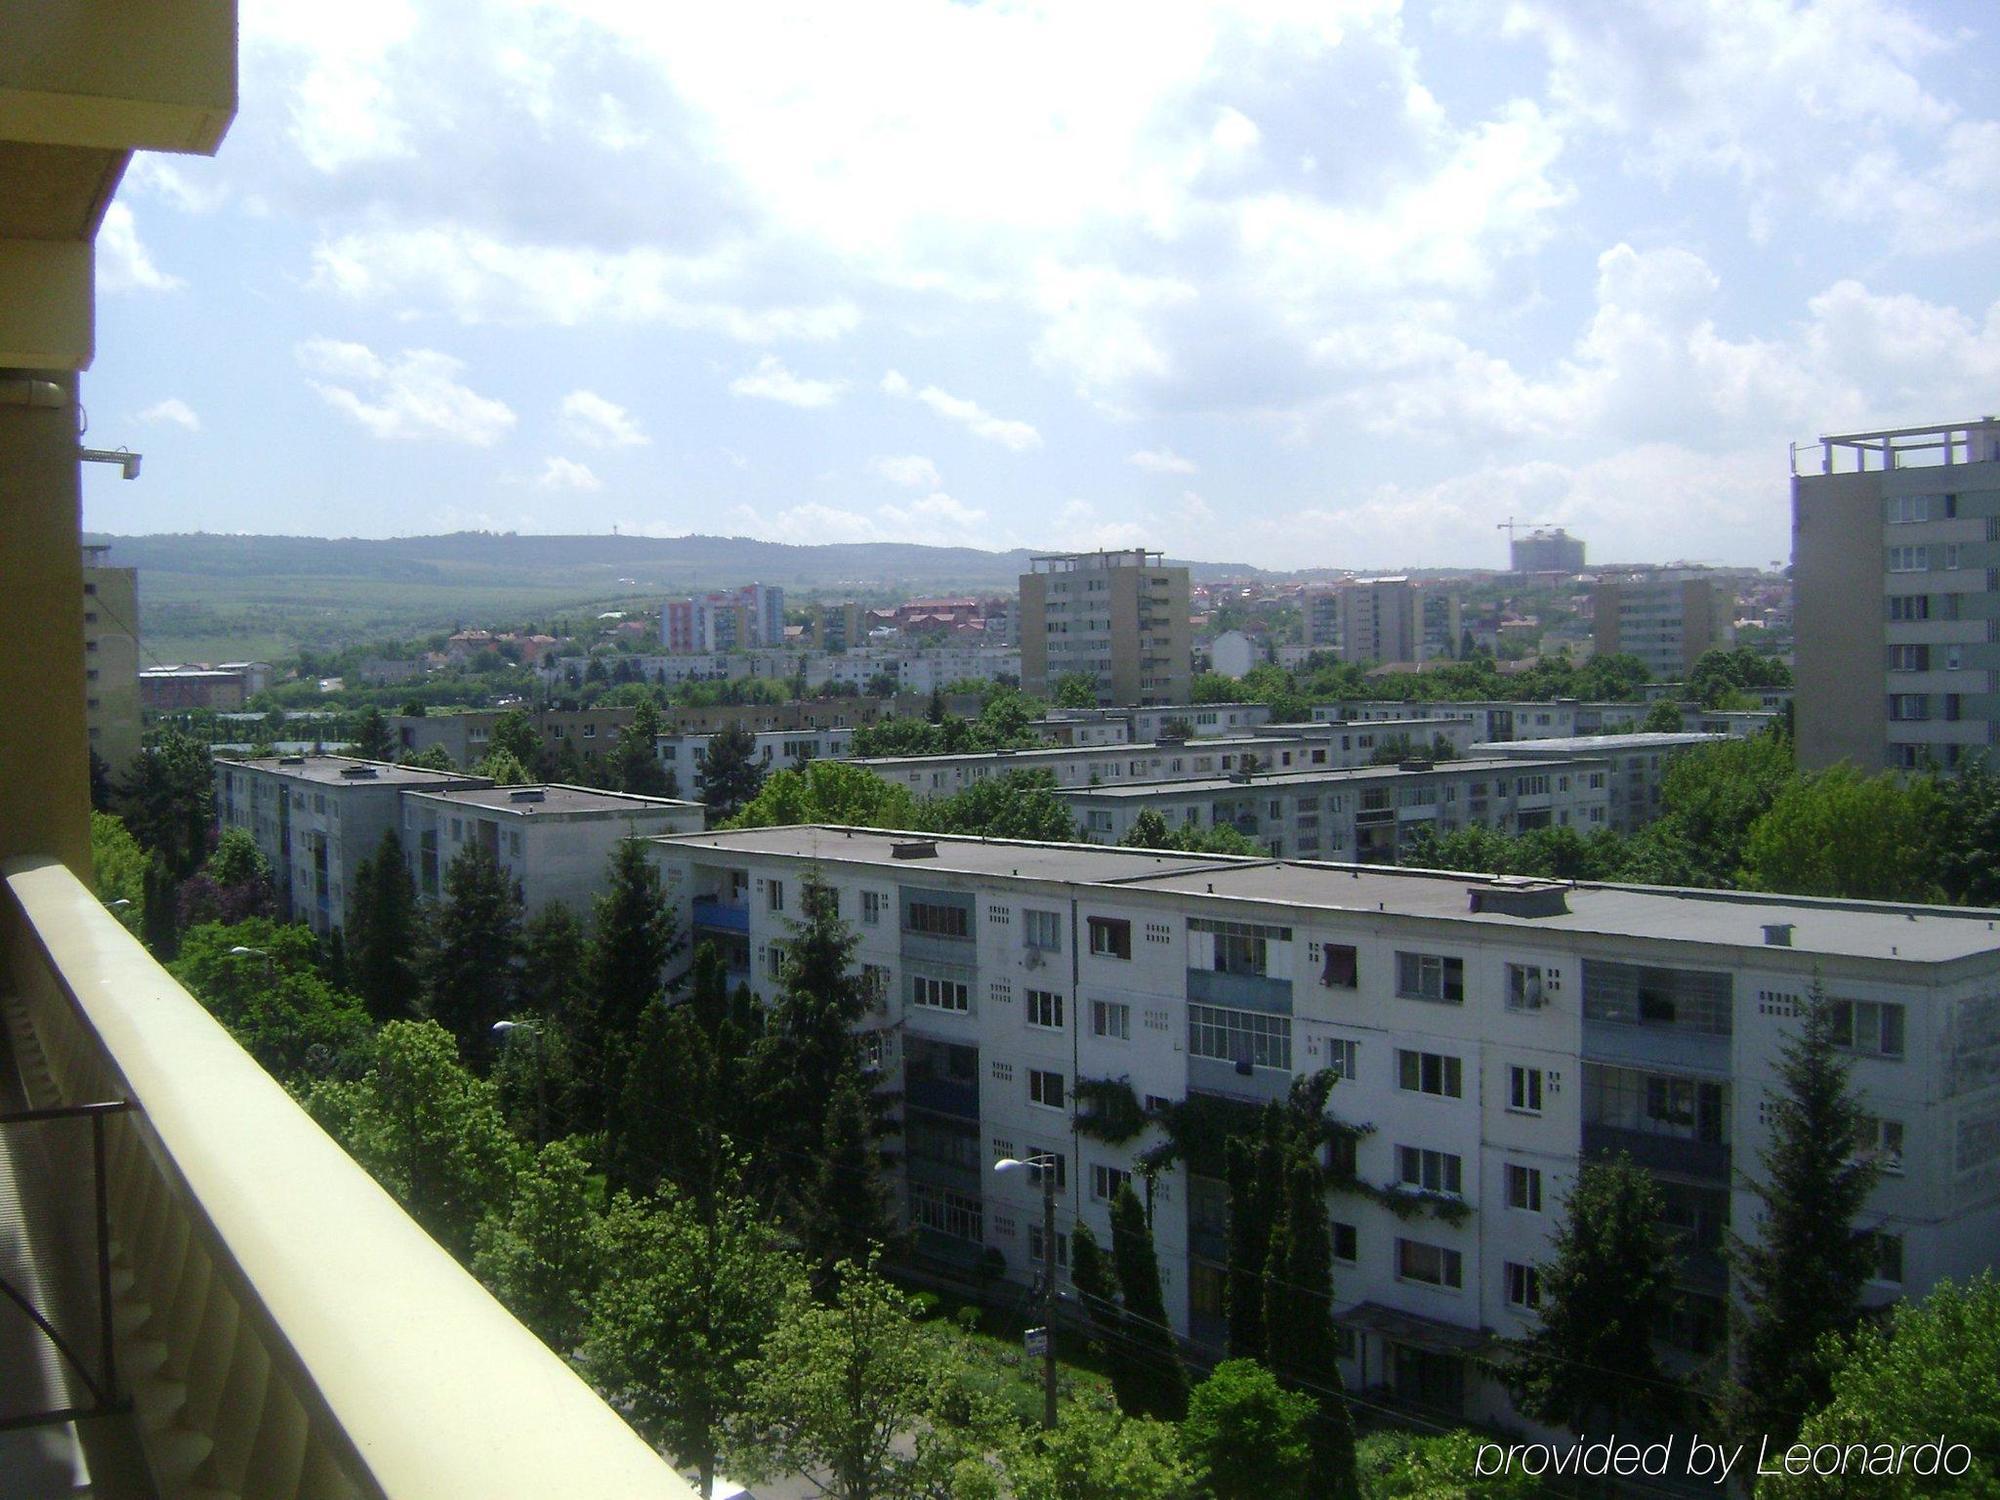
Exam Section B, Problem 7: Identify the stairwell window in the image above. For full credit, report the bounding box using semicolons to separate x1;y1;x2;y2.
1396;1238;1462;1289
1028;1069;1067;1110
1087;916;1132;960
1830;999;1905;1059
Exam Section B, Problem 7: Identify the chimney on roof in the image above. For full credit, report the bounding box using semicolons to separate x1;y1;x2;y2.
891;839;939;859
1762;923;1794;947
1468;877;1569;919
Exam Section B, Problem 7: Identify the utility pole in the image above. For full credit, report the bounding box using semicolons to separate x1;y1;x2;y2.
996;1153;1060;1429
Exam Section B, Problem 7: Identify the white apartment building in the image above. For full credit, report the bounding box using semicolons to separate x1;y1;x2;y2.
215;756;490;935
1035;703;1277;744
1468;733;1728;833
804;646;1023;695
649;827;2000;1428
844;721;1481;802
658;728;856;795
399;784;704;917
1320;700;1652;741
1058;757;1610;860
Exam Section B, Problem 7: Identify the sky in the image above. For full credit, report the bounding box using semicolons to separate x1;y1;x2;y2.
80;0;2000;572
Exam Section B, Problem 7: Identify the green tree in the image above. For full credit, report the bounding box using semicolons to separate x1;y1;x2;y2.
1723;987;1883;1450
799;1068;899;1296
1181;1360;1313;1500
175;826;277;927
1651;731;1796;887
614;697;672;796
90;810;148;932
171;917;375;1082
585;838;682;1123
1224;1123;1282;1359
471;1136;602;1356
513;901;589;1135
352;705;394;761
1740;765;1944;900
922;770;1078;842
1642;698;1684;733
728;759;921;830
399;744;457;772
1263;1158;1357;1498
1108;1183;1187;1420
587;1184;800;1498
1002;1401;1194;1500
307;1019;523;1259
1758;1273;2000;1499
425;840;523;1062
141;850;180;958
1354;1430;1542;1499
116;728;214;876
701;720;768;823
473;747;534;785
348;829;422;1022
1935;757;2000;906
726;1260;993;1500
1053;672;1100;708
1508;1156;1680;1435
488;708;543;775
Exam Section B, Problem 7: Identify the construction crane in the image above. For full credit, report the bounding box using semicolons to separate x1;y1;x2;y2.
1495;516;1555;542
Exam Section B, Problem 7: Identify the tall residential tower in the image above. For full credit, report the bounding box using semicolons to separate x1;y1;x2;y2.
1020;549;1190;706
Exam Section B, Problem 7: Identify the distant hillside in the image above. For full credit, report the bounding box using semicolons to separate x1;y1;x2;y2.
83;531;1272;663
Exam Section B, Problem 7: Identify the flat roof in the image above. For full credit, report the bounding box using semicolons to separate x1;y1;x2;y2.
228;755;486;787
847;733;1336;770
407;784;703;817
1470;733;1727;754
649;826;2000;964
1054;755;1590;800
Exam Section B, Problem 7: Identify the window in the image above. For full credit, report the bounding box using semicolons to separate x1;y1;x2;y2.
1509;1066;1544;1114
1319;942;1358;988
1505;964;1546;1011
862;965;890;1008
1024;1151;1067;1190
909;1182;982;1244
1332;1221;1358;1263
1087;916;1132;959
1396;1238;1463;1289
1029;1069;1067;1110
1887;644;1932;672
1396;1146;1463;1196
1887;594;1931;621
907;900;971;938
861;890;883;925
767;879;784;913
1026;1225;1070;1270
1090;1000;1130;1040
1189;1005;1292;1070
1830;999;1905;1058
1888;693;1930;722
1866;1231;1904;1285
1505;1262;1542;1310
1090;1164;1132;1202
766;942;786;978
912;975;970;1013
1505;1163;1543;1212
1324;1037;1358;1080
1027;990;1065;1030
1854;1115;1906;1174
1888;544;1929;572
1022;907;1062;951
1397;1049;1462;1098
1396;951;1464;1003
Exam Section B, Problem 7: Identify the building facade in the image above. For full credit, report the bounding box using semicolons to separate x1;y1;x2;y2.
652;828;2000;1428
1510;529;1586;574
1020;549;1191;706
1468;733;1728;833
659;727;856;794
81;545;141;772
1794;418;2000;771
1591;571;1735;681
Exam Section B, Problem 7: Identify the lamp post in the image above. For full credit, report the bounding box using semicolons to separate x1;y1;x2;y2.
995;1154;1059;1430
227;944;275;979
492;1019;547;1148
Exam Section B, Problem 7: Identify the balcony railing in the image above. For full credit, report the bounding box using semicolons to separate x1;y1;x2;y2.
2;857;694;1499
690;894;750;933
1582;1122;1730;1183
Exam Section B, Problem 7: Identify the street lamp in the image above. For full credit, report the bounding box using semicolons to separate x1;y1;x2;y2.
227;945;276;979
995;1154;1060;1430
492;1020;547;1148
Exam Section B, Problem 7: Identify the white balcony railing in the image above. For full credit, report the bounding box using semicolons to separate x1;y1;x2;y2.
2;856;694;1499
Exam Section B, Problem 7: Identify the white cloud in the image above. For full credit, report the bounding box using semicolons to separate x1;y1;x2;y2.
881;370;1040;450
96;204;183;293
138;398;201;431
559;390;650;448
243;0;421;172
535;456;602;491
296;338;517;445
729;356;847;409
1129;447;1197;475
124;155;229;214
870;454;942;489
727;490;995;548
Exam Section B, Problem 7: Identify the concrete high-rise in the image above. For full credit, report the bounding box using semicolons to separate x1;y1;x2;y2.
1794;417;2000;771
1511;528;1586;574
1320;578;1458;667
1020;549;1190;706
82;544;142;773
1592;571;1733;681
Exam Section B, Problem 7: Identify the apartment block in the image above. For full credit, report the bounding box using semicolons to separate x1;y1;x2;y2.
846;720;1480;802
1468;733;1727;833
1318;698;1783;743
663;583;786;653
1020;549;1190;706
1510;529;1586;574
1059;755;1609;859
400;784;703;914
1317;578;1461;667
1033;702;1282;748
1301;586;1343;653
1793;418;2000;771
81;545;141;772
1592;571;1735;681
216;755;489;934
659;727;855;794
652;828;2000;1426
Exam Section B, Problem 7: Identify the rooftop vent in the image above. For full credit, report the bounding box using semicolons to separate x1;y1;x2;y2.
1467;878;1570;919
1398;758;1435;772
1762;923;1794;947
891;839;939;860
339;766;378;779
277;755;305;765
510;788;547;803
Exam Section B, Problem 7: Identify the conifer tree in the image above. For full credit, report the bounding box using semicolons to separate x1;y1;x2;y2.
613;697;671;796
425;840;523;1064
349;829;420;1022
1069;1218;1120;1355
1224;1114;1283;1357
701;720;767;823
1264;1158;1358;1498
1108;1181;1188;1419
585;839;681;1123
798;1065;898;1297
1509;1155;1680;1435
1724;987;1883;1448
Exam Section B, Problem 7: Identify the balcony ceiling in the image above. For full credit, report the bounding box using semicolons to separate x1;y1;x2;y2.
0;141;124;241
